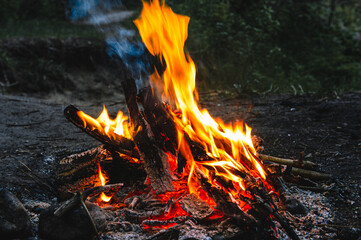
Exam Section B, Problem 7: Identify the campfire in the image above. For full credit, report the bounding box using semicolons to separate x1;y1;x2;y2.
51;1;329;239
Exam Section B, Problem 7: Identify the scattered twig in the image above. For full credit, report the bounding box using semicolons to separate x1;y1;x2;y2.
290;167;331;181
79;193;101;240
259;154;318;169
17;160;55;194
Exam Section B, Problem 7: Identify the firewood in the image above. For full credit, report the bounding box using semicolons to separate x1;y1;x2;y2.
137;86;178;155
194;167;257;225
289;167;331;181
56;146;144;197
179;194;214;220
247;185;301;240
123;77;174;194
259;154;318;169
57;146;107;179
64;104;139;158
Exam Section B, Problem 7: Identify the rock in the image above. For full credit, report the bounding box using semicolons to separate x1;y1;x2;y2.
0;188;32;239
38;201;106;240
285;197;308;215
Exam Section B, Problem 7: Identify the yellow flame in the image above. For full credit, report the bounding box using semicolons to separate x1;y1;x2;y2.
97;163;112;202
77;106;131;139
135;0;267;199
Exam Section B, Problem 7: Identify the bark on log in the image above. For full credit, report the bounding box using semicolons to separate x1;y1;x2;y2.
137;86;178;155
123;77;174;194
55;146;145;199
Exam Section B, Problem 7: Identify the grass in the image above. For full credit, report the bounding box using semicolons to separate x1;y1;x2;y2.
0;19;104;39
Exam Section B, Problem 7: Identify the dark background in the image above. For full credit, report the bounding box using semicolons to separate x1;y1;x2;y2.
0;0;360;98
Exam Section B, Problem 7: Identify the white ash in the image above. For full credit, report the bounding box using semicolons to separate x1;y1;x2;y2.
278;186;337;239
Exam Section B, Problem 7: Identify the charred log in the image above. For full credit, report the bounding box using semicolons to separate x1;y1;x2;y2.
56;146;144;199
122;77;174;194
137;86;178;155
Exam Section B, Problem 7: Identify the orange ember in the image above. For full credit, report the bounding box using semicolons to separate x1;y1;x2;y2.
134;0;268;205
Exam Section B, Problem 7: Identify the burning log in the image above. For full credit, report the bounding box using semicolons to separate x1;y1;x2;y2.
123;77;174;194
64;104;139;158
137;86;178;155
195;167;257;225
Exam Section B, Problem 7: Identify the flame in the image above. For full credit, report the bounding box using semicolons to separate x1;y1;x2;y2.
134;0;268;206
77;106;131;139
97;162;112;202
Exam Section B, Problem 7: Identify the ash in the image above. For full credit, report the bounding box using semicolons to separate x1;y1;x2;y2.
279;186;336;239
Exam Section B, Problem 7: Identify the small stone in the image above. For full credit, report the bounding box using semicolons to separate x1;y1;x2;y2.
0;188;32;239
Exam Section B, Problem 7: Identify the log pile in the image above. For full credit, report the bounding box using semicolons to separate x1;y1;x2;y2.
56;77;331;240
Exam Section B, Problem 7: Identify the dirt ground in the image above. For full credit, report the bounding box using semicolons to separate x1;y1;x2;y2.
0;89;360;237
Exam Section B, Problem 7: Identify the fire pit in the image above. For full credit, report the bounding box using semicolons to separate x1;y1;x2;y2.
30;1;335;239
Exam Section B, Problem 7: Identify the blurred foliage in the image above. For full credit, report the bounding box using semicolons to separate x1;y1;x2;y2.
0;19;102;39
0;0;102;39
1;0;360;94
168;0;361;94
0;0;65;21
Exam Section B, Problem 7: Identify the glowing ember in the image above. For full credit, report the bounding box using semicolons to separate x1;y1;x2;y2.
77;105;131;140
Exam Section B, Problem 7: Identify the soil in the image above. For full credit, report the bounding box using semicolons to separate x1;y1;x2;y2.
0;38;360;238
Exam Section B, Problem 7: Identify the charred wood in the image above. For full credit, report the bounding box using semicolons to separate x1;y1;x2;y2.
179;194;214;220
56;146;144;198
195;167;257;226
123;77;174;194
137;86;178;155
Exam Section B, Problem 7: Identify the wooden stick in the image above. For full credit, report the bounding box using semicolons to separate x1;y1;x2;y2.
259;154;318;169
290;167;331;181
79;194;101;240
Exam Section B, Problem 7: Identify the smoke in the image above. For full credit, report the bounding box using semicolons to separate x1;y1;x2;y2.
68;0;150;87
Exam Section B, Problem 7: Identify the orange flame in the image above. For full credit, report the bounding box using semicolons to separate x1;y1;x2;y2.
77;106;131;139
134;0;267;204
97;162;112;202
